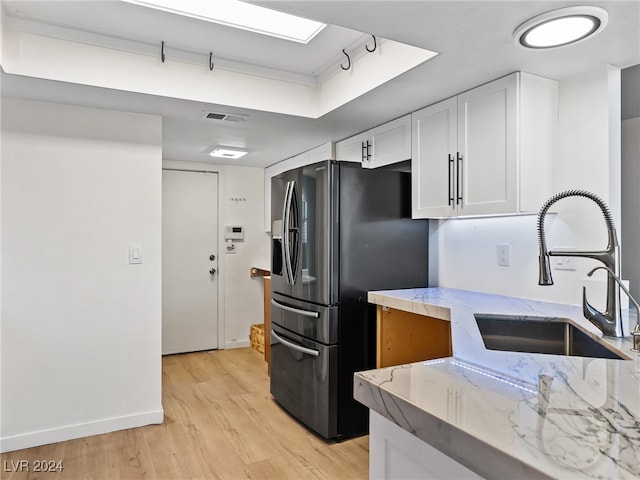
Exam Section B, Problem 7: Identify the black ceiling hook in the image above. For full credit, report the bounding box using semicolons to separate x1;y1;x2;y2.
340;49;351;71
209;52;214;71
366;35;377;53
161;41;166;63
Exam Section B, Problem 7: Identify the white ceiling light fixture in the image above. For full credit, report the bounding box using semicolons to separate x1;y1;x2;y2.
122;0;326;44
209;147;248;159
514;6;608;49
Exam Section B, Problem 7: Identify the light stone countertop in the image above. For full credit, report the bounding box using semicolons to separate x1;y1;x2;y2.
355;288;640;480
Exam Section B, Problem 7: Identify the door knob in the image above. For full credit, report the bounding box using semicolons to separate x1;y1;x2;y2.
209;268;217;275
209;254;216;261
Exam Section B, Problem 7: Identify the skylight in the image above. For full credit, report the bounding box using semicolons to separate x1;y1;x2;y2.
122;0;326;44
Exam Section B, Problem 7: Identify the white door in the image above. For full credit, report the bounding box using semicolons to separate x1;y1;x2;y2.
162;169;219;354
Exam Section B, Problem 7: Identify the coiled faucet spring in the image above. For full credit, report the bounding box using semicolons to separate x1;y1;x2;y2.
537;189;624;337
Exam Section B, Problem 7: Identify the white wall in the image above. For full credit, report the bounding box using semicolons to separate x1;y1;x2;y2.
1;26;316;118
1;98;163;452
162;160;270;349
434;66;622;308
221;166;271;347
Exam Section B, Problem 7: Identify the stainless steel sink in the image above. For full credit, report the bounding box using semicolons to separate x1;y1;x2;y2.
474;314;629;360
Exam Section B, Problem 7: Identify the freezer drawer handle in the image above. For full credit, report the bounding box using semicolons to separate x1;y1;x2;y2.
271;299;320;318
271;330;320;357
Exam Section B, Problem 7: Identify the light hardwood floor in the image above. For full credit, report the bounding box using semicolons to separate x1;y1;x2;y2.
1;348;369;479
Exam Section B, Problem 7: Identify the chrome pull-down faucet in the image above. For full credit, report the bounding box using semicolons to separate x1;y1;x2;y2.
537;190;624;337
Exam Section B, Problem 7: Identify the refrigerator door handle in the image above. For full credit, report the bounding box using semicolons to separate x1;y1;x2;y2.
271;299;320;318
282;181;295;284
289;182;300;283
271;330;320;357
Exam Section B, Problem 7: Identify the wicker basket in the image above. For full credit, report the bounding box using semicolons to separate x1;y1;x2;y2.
250;324;265;354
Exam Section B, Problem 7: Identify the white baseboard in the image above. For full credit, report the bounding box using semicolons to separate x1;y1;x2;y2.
225;339;250;349
0;409;164;453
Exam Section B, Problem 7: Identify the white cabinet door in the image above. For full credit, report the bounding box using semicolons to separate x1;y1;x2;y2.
411;72;555;219
335;131;368;163
336;115;411;168
457;74;518;216
367;114;412;168
369;411;483;480
412;98;457;218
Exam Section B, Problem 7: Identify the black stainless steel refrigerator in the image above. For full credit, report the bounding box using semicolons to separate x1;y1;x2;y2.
270;160;428;440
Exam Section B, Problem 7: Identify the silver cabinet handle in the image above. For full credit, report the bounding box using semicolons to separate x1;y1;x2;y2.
448;154;454;207
271;330;320;357
456;152;463;206
271;299;319;318
361;141;372;164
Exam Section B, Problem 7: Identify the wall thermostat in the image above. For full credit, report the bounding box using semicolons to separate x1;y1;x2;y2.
225;225;244;240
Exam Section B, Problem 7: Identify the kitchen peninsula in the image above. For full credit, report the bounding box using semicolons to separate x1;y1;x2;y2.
355;288;640;479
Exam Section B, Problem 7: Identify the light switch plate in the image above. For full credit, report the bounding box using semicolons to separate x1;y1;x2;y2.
129;243;143;264
497;244;511;267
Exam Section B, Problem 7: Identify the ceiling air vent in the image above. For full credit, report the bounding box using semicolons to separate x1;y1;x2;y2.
202;111;248;123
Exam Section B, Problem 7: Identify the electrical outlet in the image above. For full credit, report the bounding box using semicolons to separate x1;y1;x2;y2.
497;244;511;267
552;246;577;271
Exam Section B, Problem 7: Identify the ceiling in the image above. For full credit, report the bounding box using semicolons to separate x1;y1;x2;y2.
2;0;639;168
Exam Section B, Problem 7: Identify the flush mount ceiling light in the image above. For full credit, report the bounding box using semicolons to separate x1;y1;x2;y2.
514;6;608;49
122;0;326;44
209;147;248;159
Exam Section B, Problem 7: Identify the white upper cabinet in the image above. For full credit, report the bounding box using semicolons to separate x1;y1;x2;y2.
411;97;458;218
367;115;412;168
412;72;557;218
264;142;333;232
336;114;411;168
335;132;369;163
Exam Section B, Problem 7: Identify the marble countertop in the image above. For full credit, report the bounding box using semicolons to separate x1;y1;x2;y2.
355;288;640;480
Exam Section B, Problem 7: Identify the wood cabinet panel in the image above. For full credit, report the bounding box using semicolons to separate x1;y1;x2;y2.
376;306;452;368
